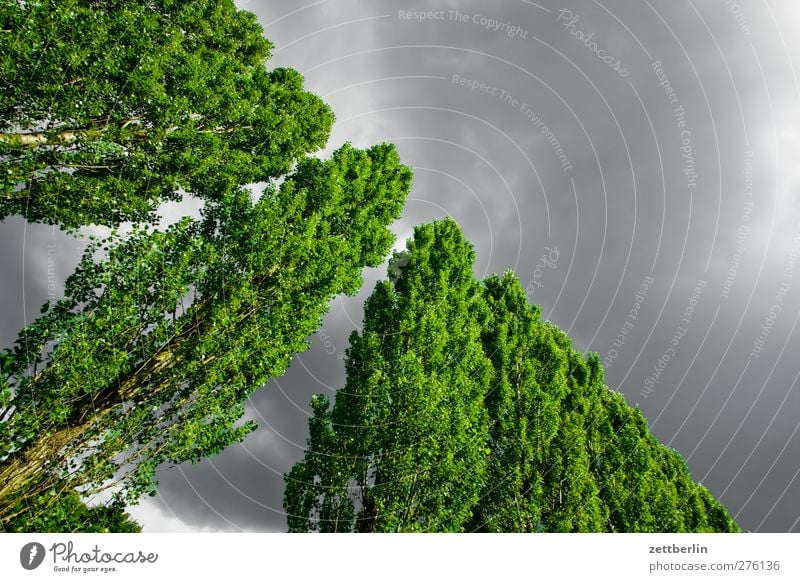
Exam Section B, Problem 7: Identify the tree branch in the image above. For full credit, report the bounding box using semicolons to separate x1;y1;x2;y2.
0;120;148;149
57;164;119;171
0;128;105;148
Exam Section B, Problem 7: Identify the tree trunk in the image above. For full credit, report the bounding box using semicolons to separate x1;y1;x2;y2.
0;292;229;520
0;118;241;149
0;425;84;505
0;335;184;516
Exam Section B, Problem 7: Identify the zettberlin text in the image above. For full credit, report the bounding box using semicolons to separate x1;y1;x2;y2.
649;544;708;554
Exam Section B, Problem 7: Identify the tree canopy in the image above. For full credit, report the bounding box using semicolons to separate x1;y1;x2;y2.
0;0;415;532
1;0;333;228
284;219;740;533
0;141;412;529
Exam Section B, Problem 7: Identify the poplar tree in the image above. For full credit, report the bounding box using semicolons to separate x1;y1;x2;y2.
0;143;412;528
286;220;493;532
0;0;333;228
285;219;739;533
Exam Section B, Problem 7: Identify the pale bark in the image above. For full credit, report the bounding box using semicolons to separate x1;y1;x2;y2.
0;283;265;519
0;335;182;514
0;117;242;149
0;128;104;148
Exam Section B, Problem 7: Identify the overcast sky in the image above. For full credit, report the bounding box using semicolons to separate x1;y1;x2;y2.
3;0;800;532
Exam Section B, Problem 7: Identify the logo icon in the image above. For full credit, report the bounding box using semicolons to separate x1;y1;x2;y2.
20;542;46;570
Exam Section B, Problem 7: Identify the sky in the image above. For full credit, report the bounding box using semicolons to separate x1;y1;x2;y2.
2;0;800;532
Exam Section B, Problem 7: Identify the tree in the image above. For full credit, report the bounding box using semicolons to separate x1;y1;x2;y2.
0;0;333;228
284;219;739;532
0;142;412;528
286;220;493;532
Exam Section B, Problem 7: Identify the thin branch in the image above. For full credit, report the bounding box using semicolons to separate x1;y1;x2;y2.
57;164;118;171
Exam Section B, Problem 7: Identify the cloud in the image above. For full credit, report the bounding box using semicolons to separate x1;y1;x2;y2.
4;0;800;532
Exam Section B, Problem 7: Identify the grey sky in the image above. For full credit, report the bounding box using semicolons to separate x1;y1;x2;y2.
3;0;800;532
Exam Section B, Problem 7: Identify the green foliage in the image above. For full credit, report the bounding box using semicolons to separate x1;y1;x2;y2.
0;0;414;530
0;142;412;526
285;219;740;533
0;0;333;228
3;481;140;533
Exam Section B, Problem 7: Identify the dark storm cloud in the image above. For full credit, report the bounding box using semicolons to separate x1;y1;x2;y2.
134;0;800;532
0;219;87;348
4;0;800;532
